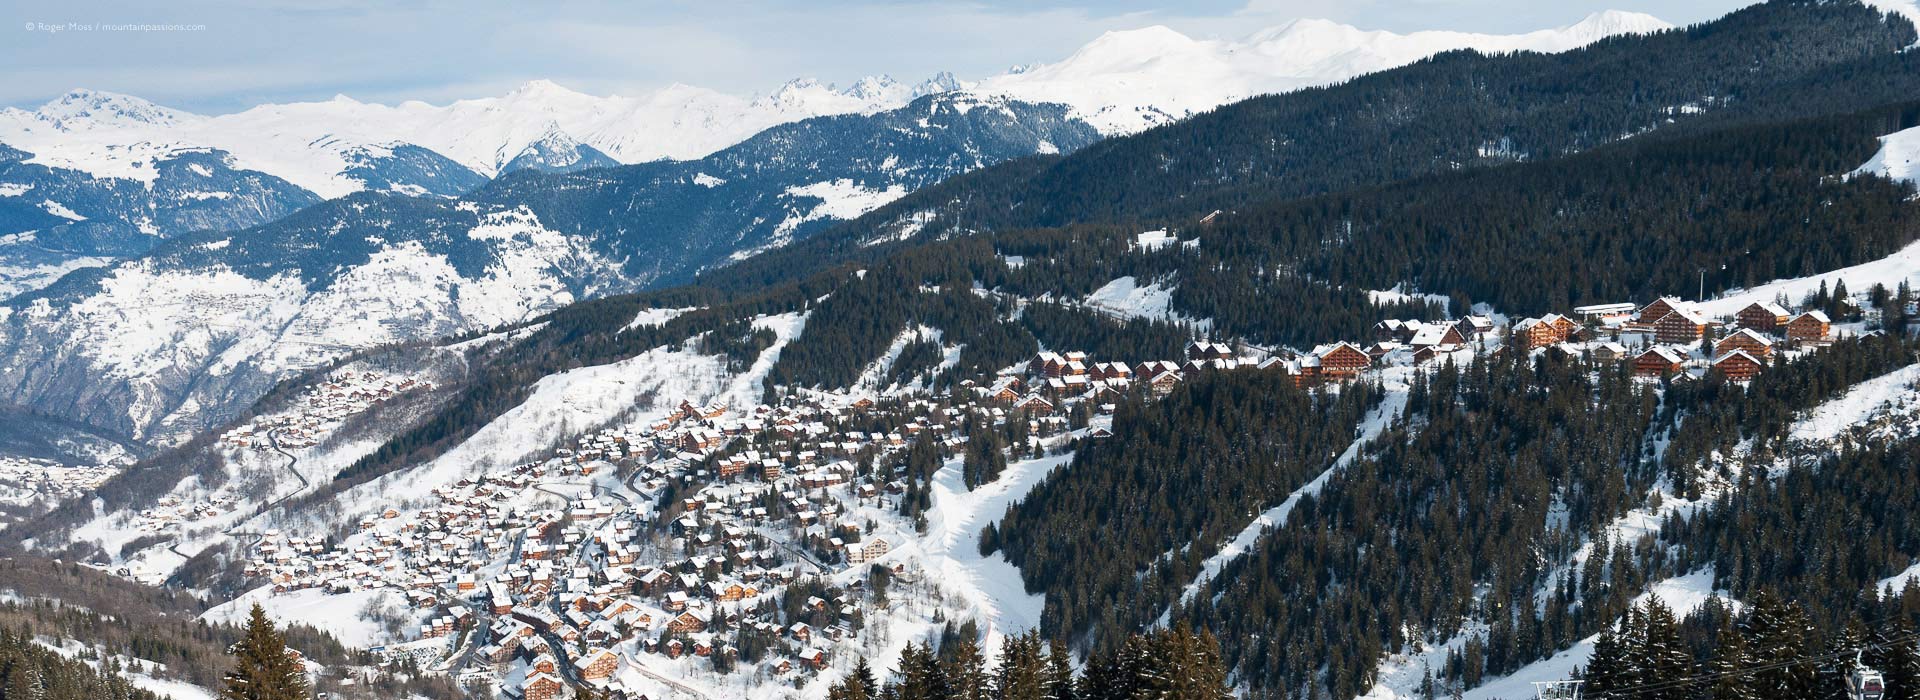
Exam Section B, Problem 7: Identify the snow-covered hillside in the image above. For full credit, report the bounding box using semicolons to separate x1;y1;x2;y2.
0;205;621;443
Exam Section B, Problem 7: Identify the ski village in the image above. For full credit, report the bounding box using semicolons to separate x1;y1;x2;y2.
198;286;1900;700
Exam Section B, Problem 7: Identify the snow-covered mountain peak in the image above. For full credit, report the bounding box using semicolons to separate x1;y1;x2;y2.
1064;25;1213;70
753;75;910;115
24;89;195;131
913;71;966;98
975;10;1673;134
844;75;903;101
1565;9;1674;39
497;79;601;109
0;11;1678;201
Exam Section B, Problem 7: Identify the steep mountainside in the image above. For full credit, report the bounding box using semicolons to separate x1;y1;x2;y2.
31;0;1912;537
0;93;1098;445
0;140;321;299
32;0;1919;580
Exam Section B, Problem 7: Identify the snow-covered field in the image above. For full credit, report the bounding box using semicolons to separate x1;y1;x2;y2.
779;180;911;236
920;453;1074;638
1368;285;1452;312
1697;239;1920;319
1084;276;1212;329
1790;363;1920;442
203;586;400;649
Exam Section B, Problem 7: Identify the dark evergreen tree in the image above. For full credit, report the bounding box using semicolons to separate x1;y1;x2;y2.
1708;613;1756;700
220;604;309;700
1743;591;1817;700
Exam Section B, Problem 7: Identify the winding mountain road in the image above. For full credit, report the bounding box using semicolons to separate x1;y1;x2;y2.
224;427;312;551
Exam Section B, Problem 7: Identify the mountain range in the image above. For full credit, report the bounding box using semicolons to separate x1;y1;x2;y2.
0;10;1670;448
0;11;1669;198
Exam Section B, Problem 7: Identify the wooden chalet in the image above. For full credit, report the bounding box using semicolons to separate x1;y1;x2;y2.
580;648;621;681
1636;297;1689;325
1015;394;1056;414
1312;342;1371;378
1633;347;1687;378
1653;309;1711;344
524;673;566;700
1185;341;1234;361
1712;350;1765;381
1736;301;1791;333
1714;328;1775;358
1786;311;1831;344
1409;322;1466;349
1510;317;1564;351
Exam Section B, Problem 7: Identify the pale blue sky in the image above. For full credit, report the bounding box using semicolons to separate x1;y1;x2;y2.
4;0;1756;113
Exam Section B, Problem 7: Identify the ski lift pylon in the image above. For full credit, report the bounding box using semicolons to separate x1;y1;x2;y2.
1534;679;1583;700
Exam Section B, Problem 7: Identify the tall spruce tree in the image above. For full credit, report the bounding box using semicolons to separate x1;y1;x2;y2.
1045;638;1077;700
1744;591;1817;700
220;604;309;700
1586;625;1628;698
1709;614;1757;700
891;642;947;700
943;636;991;700
831;657;879;700
1881;612;1920;700
1639;597;1694;700
996;632;1047;700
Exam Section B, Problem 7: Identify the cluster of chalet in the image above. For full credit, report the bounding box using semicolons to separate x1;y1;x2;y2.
1506;296;1837;382
241;385;1111;698
235;309;1699;698
1002;337;1431;410
134;493;240;531
222;371;430;451
1368;317;1498;367
0;458;116;503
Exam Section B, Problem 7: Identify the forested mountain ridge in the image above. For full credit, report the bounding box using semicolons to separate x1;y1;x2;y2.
706;0;1920;293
